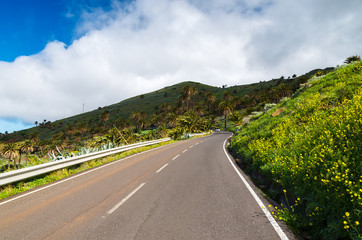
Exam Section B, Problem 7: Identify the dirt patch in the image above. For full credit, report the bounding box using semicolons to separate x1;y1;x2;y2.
272;107;286;117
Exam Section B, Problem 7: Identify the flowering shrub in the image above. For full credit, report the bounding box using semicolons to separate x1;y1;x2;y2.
230;61;362;239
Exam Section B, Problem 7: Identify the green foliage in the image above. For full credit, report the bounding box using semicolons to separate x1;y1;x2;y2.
264;103;277;112
168;111;210;140
2;67;330;143
344;55;361;64
229;61;362;239
168;127;186;140
228;111;243;125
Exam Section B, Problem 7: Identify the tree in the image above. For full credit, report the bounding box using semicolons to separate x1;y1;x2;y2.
219;101;232;129
138;112;148;131
107;126;128;145
176;111;208;133
131;112;141;129
344;55;361;64
34;121;38;127
205;92;216;112
151;114;164;127
1;143;20;169
130;112;147;131
166;112;178;128
20;140;34;166
181;85;198;111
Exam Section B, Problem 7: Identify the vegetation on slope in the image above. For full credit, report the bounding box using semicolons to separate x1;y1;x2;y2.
229;61;362;239
0;66;333;172
0;68;330;142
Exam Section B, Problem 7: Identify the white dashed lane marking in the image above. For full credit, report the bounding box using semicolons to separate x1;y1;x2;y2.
156;163;169;174
104;182;146;217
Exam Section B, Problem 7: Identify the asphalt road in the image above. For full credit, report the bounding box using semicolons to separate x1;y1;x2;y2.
0;132;296;240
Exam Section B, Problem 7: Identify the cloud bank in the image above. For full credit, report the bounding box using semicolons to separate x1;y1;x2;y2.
0;0;361;131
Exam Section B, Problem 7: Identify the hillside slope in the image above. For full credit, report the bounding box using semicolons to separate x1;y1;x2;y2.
229;61;362;239
2;67;332;142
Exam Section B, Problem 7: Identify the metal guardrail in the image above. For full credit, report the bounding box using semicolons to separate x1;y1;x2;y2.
189;132;212;137
0;138;171;187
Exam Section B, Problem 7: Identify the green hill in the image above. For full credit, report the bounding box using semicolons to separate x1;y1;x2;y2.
2;66;333;143
229;61;362;239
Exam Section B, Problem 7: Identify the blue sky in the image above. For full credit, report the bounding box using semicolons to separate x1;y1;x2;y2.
0;0;114;62
0;0;114;133
0;0;361;134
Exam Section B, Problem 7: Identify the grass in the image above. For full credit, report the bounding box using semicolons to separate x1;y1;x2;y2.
0;140;175;201
229;61;362;240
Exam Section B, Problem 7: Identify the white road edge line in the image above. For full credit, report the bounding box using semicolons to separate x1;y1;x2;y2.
223;137;289;240
156;163;169;173
182;149;188;153
172;155;180;160
106;182;146;215
0;143;172;207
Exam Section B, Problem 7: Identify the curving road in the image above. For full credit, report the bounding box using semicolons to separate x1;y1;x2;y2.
0;132;296;240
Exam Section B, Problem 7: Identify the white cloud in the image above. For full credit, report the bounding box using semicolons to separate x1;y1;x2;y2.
0;0;361;129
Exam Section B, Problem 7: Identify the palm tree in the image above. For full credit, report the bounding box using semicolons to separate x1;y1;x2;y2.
177;110;209;133
131;112;147;131
131;112;141;130
151;114;164;127
107;127;128;145
344;55;361;64
138;112;147;131
177;112;199;133
219;101;232;129
20;140;34;166
166;112;178;128
177;95;185;113
205;92;216;112
182;85;198;111
1;143;20;169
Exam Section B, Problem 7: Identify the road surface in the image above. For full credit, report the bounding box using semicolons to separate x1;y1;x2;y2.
0;132;296;239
